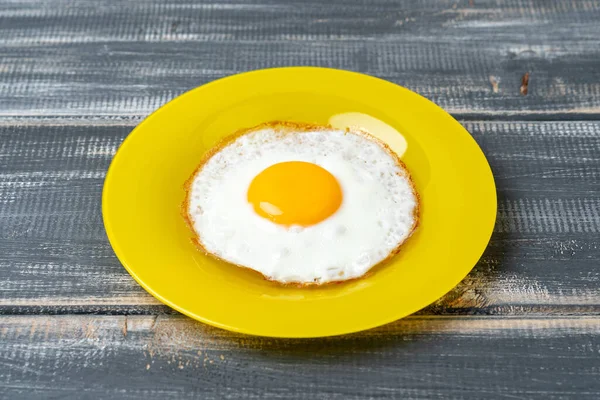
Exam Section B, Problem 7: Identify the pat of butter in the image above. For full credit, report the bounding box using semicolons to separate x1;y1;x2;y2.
329;112;407;158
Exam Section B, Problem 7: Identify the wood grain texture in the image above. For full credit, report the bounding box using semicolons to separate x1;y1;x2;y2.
1;120;599;315
1;0;600;396
1;0;600;117
0;315;599;399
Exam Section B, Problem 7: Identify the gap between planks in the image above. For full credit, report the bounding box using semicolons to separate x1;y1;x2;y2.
2;113;600;127
1;300;600;317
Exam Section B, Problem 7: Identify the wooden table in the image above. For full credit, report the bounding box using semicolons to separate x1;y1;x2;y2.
1;1;599;398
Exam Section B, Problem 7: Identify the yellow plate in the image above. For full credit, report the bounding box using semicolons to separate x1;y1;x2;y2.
103;67;496;338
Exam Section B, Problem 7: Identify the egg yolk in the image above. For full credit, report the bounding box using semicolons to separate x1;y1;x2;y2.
247;161;342;226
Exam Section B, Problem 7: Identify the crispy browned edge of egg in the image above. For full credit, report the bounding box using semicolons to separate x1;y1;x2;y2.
181;121;421;288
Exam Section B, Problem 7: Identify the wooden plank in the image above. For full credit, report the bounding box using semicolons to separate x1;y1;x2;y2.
1;0;600;117
1;119;599;314
0;315;599;399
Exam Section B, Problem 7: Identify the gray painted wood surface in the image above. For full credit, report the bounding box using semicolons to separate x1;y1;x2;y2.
1;120;599;317
2;315;600;400
1;0;600;118
1;0;599;398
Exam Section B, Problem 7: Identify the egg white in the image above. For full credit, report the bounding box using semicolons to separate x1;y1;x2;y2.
186;123;418;285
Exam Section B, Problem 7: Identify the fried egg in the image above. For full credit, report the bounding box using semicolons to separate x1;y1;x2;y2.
184;122;419;285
